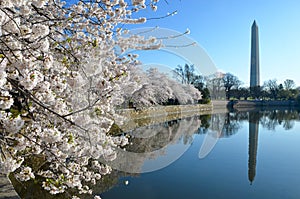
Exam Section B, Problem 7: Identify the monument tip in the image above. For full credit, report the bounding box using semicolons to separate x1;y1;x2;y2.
252;19;257;26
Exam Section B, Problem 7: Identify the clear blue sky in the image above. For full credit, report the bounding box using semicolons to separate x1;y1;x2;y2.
135;0;300;87
66;0;300;87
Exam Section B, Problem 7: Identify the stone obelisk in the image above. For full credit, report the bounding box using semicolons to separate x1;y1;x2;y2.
250;20;260;88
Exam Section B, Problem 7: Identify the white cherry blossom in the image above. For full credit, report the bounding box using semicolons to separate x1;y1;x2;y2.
0;0;163;198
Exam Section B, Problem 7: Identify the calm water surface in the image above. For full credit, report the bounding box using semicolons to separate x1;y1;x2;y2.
100;109;300;199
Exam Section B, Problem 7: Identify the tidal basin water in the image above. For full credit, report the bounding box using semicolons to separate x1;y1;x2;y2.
101;108;300;199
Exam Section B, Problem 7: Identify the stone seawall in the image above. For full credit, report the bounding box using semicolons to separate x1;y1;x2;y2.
116;104;215;131
229;100;298;108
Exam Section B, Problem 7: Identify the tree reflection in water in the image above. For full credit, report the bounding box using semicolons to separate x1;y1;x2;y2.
10;108;300;198
201;108;300;137
105;116;202;174
93;107;300;196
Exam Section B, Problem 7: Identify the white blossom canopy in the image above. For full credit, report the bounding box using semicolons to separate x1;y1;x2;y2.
0;0;162;197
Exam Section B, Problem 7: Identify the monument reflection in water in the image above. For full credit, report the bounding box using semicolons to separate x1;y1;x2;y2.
101;108;300;199
248;111;260;184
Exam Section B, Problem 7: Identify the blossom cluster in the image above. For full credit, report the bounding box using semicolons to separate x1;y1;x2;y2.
124;67;202;108
0;0;161;198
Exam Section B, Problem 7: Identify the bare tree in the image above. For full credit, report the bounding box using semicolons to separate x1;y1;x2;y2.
263;79;279;99
207;73;225;100
222;73;242;100
173;64;195;84
284;79;296;90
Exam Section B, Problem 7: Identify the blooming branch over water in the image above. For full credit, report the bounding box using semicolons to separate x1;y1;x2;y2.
0;0;163;198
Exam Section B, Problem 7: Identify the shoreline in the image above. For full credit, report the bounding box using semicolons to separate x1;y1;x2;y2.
116;101;299;132
228;100;298;108
116;104;215;132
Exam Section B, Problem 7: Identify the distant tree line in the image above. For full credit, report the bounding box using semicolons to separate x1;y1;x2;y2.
229;78;300;102
173;64;300;104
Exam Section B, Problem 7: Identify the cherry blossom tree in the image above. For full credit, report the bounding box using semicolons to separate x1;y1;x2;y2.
127;67;202;108
0;0;162;198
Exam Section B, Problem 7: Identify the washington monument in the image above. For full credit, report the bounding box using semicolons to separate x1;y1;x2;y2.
250;20;260;88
